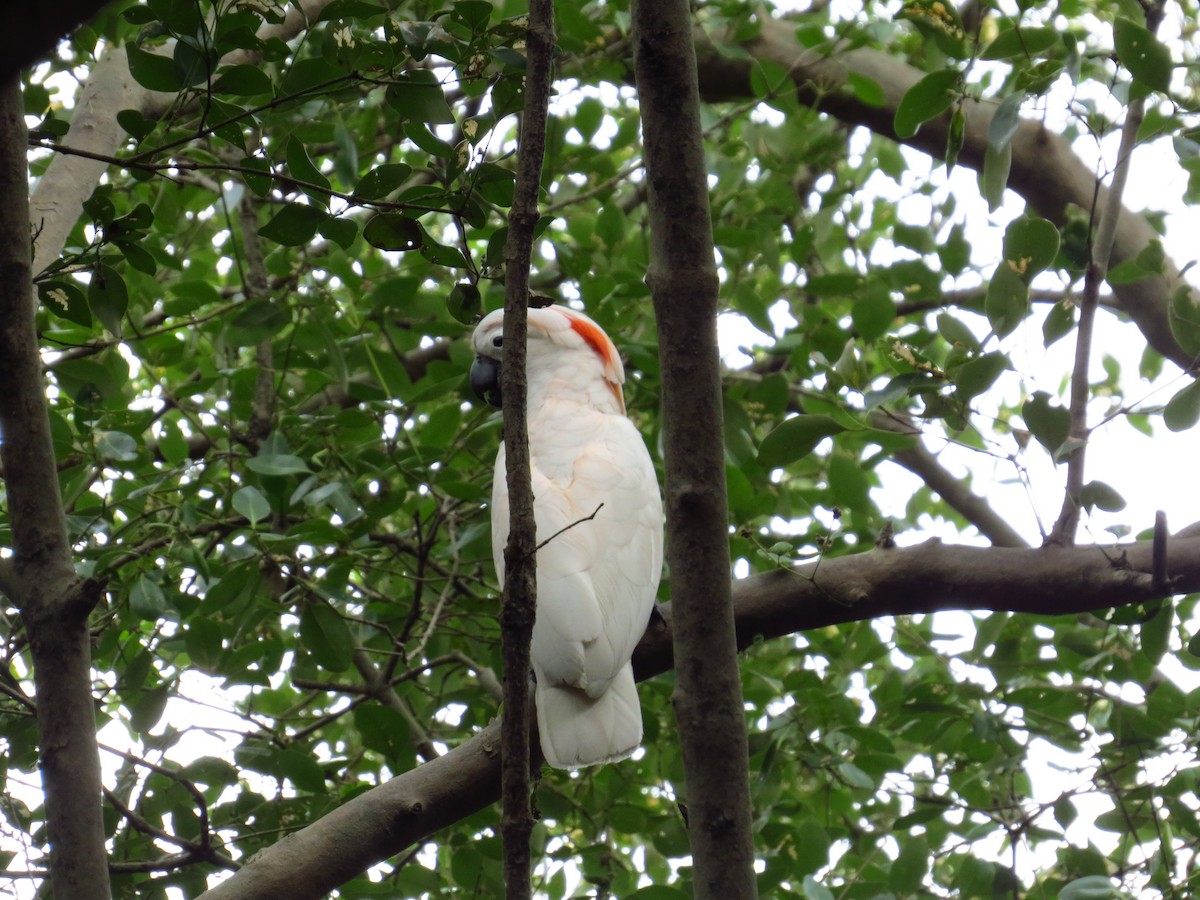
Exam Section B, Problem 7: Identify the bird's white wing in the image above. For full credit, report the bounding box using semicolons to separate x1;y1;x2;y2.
490;414;662;697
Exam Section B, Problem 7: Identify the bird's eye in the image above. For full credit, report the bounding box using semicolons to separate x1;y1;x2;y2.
492;336;503;348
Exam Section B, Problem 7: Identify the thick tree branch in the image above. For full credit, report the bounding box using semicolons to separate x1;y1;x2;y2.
632;3;757;897
695;17;1197;375
0;0;116;82
0;79;110;899
196;530;1200;899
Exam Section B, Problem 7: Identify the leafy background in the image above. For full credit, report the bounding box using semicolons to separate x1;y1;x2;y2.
4;0;1200;896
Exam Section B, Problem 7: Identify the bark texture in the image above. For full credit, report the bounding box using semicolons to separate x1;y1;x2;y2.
0;78;110;899
0;0;116;82
196;529;1200;899
631;2;758;898
497;1;555;895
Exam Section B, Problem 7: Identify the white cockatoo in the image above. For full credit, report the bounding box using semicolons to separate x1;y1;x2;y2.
469;305;663;769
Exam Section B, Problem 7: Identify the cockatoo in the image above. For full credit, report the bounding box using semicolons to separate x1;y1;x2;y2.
470;305;663;769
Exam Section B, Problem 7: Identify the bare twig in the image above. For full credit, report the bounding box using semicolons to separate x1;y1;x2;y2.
534;504;604;552
1047;3;1164;545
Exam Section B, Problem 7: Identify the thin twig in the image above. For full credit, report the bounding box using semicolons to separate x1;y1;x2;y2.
1047;5;1163;545
535;503;604;552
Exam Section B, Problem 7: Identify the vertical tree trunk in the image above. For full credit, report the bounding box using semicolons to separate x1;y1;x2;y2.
630;5;758;898
0;78;110;898
499;2;555;896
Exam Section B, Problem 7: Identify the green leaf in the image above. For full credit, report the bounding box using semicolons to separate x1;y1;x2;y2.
890;834;930;893
937;312;980;351
1113;17;1173;93
316;0;387;21
988;92;1024;152
286;137;332;207
246;452;312;476
1022;392;1071;454
792;818;829;876
363;213;423;251
838;761;875;790
982;140;1012;212
352;162;413;201
88;264;128;336
1169;286;1200;357
956;352;1010;400
96;430;138;462
1043;299;1077;347
388;74;455;125
447;282;482;324
126;44;184;92
130;685;170;734
758;415;846;468
985;262;1028;337
233;486;271;524
211;63;273;96
894;69;959;139
801;876;835;900
117;108;156;141
277;748;328;793
1059;875;1122;900
1003;216;1060;280
260;204;325;246
40;280;91;326
1164;380;1200;431
130;575;168;620
851;286;894;341
847;72;886;106
318;214;358;250
981;26;1060;60
299;602;354;671
946;104;965;170
1080;480;1125;512
185;618;225;670
1140;599;1173;666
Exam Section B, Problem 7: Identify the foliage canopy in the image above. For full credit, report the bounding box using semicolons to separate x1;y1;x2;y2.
5;0;1200;897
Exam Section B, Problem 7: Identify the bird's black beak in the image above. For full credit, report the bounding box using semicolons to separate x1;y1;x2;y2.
470;355;503;407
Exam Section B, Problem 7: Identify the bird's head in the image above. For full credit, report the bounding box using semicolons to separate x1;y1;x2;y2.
469;305;627;413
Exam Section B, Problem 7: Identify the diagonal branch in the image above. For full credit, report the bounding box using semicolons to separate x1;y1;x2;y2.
196;529;1200;900
694;17;1197;375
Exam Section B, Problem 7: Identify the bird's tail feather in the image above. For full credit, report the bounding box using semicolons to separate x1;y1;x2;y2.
536;665;642;769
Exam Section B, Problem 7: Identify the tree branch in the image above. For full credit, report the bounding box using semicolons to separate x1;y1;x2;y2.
871;411;1029;548
695;17;1197;375
632;3;757;897
196;530;1200;900
29;0;338;277
0;0;116;82
498;2;555;895
1048;2;1164;545
0;78;110;899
